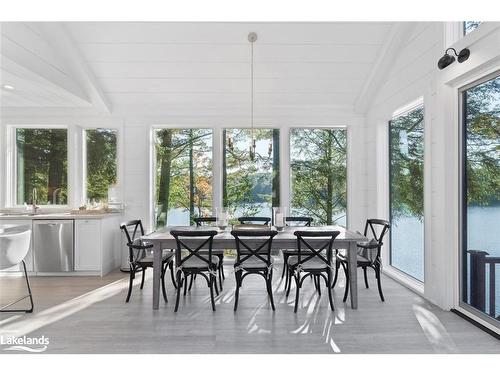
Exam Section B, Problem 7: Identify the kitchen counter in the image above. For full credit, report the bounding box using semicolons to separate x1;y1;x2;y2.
0;212;122;220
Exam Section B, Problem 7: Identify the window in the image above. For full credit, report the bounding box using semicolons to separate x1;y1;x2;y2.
223;128;279;219
464;21;481;35
153;128;212;228
389;103;424;281
290;128;347;225
85;128;117;203
461;74;500;323
15;128;68;205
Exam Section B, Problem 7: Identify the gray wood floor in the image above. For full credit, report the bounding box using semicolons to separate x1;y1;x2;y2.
1;262;499;354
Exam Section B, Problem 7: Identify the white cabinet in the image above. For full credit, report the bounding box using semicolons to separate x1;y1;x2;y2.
74;219;101;271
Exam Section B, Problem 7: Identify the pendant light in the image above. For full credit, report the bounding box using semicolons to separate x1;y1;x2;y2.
227;32;273;160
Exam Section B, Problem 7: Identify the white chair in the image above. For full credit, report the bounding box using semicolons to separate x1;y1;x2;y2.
0;225;34;313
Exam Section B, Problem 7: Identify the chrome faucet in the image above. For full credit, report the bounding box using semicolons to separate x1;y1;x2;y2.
31;188;39;215
52;188;61;205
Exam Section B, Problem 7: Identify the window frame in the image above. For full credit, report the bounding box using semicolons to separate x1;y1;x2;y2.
458;70;500;329
288;126;349;226
387;98;426;283
6;124;71;208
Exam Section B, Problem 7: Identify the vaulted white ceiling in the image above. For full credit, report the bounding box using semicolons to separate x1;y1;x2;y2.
0;22;416;116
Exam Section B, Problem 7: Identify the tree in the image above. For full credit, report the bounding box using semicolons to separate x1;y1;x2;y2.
290;128;347;225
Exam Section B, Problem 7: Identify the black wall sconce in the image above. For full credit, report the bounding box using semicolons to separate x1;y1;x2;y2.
437;47;470;70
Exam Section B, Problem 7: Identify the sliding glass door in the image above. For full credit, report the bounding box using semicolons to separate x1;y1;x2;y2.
461;73;500;324
389;103;425;281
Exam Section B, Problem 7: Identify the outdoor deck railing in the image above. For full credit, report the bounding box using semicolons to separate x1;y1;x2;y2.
468;250;500;320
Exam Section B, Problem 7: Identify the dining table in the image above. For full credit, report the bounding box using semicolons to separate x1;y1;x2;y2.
141;225;368;310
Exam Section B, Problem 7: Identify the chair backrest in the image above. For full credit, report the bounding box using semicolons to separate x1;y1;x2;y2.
0;225;32;270
194;217;217;227
231;229;278;268
237;216;271;225
293;231;340;268
120;220;146;262
170;230;218;269
285;216;313;226
363;219;390;260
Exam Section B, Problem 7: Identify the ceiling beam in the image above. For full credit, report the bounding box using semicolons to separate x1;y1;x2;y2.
354;22;417;114
36;23;112;113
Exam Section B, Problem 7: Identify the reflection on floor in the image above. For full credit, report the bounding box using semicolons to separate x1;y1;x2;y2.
1;264;499;354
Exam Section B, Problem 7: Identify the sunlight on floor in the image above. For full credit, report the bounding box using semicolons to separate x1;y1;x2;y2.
413;300;458;353
0;274;135;338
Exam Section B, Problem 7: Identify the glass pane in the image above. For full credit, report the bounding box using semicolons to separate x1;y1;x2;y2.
462;75;500;321
290;128;347;225
223;128;279;220
86;129;117;203
16;128;68;205
464;21;481;35
154;128;212;228
389;105;425;281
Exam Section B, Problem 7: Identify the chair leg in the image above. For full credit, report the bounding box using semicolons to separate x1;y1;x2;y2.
214;272;219;296
183;273;189;296
284;261;289;291
174;272;182;312
1;260;35;313
126;268;134;303
341;262;349;303
294;274;301;313
375;265;385;302
169;262;178;289
209;276;216;311
316;275;321;296
234;270;241;311
188;273;195;291
363;266;369;288
218;264;223;291
161;268;168;303
327;271;334;311
332;260;340;288
281;253;288;279
22;260;34;313
266;270;275;311
140;268;146;290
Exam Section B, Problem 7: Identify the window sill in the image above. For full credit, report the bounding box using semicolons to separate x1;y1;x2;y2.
382;265;425;297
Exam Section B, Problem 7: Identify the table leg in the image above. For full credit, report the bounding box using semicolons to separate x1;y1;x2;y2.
347;241;358;309
152;243;161;310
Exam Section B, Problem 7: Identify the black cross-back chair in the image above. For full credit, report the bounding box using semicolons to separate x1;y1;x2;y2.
237;217;271;226
281;217;313;288
191;217;225;288
171;230;219;312
287;231;340;312
231;229;278;311
120;220;176;303
333;219;390;302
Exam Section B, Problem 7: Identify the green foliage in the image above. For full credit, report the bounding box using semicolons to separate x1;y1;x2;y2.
154;129;212;227
389;106;424;220
290;128;347;225
465;77;500;206
86;129;117;202
16;128;68;205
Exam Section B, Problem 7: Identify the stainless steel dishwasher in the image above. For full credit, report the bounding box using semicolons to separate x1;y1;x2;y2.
33;220;74;272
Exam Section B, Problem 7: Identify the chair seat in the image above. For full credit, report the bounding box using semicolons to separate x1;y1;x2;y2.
235;256;274;269
137;250;174;266
282;249;313;255
336;253;374;265
199;249;224;256
182;256;219;269
288;256;330;270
